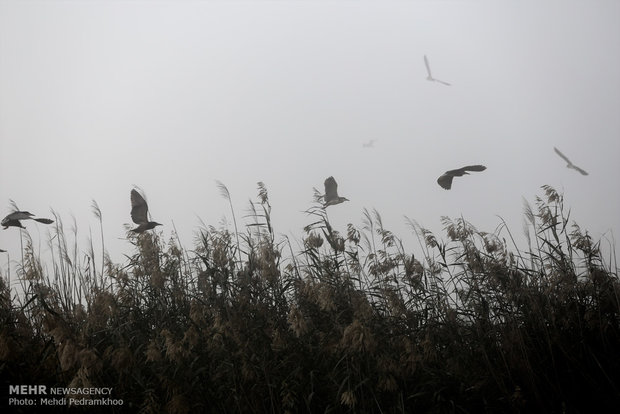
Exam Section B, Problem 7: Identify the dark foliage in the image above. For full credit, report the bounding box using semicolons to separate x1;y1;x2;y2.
1;185;618;413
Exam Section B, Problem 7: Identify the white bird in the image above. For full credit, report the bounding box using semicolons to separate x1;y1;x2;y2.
424;55;451;86
553;147;588;176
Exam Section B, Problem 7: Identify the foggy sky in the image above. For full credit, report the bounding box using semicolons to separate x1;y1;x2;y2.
1;0;619;275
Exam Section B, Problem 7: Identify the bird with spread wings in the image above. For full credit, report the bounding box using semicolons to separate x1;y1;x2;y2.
437;165;487;190
553;147;588;176
130;189;162;233
424;55;451;86
323;177;349;207
1;211;54;229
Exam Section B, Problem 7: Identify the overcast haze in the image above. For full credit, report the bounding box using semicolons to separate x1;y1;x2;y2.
1;1;619;272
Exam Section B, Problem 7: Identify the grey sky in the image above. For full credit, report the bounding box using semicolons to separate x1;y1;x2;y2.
1;0;619;268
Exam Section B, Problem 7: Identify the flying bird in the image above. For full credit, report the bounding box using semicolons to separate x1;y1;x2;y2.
323;176;349;207
437;165;487;190
130;189;162;233
1;211;54;229
2;219;25;229
0;249;6;253
553;147;588;176
362;139;376;148
424;55;451;86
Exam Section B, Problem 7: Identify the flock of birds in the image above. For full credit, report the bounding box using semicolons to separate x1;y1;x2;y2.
0;190;161;236
326;141;589;205
0;57;590;251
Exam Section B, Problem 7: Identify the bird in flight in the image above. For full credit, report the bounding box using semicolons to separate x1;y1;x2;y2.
362;139;376;148
424;55;451;86
0;249;6;253
437;165;487;190
323;176;349;207
130;189;162;233
1;211;54;229
553;147;588;176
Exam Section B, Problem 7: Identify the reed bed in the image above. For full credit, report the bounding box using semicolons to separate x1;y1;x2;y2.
1;185;618;413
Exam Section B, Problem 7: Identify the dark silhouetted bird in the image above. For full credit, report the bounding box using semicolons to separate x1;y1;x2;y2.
0;249;6;253
424;55;451;86
2;219;25;229
1;211;54;229
437;165;487;190
323;176;349;207
553;147;588;176
130;189;162;233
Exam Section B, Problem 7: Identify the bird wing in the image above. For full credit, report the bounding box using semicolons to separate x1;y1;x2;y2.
130;189;149;224
571;165;589;176
434;78;451;86
424;55;432;77
444;165;486;177
437;174;453;190
462;165;487;172
554;147;572;164
33;218;54;224
324;176;339;202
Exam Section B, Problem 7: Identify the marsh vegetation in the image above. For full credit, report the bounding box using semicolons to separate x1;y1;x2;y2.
1;185;618;413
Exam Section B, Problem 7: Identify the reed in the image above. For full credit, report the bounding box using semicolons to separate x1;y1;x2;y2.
1;185;618;413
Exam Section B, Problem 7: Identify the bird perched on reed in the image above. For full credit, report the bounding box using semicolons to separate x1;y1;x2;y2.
323;176;349;207
130;189;162;233
437;165;487;190
553;147;588;176
1;211;54;229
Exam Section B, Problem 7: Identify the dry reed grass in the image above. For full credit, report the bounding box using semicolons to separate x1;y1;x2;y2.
1;184;618;413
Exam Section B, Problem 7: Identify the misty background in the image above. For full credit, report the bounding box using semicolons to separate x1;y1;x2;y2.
1;0;619;275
